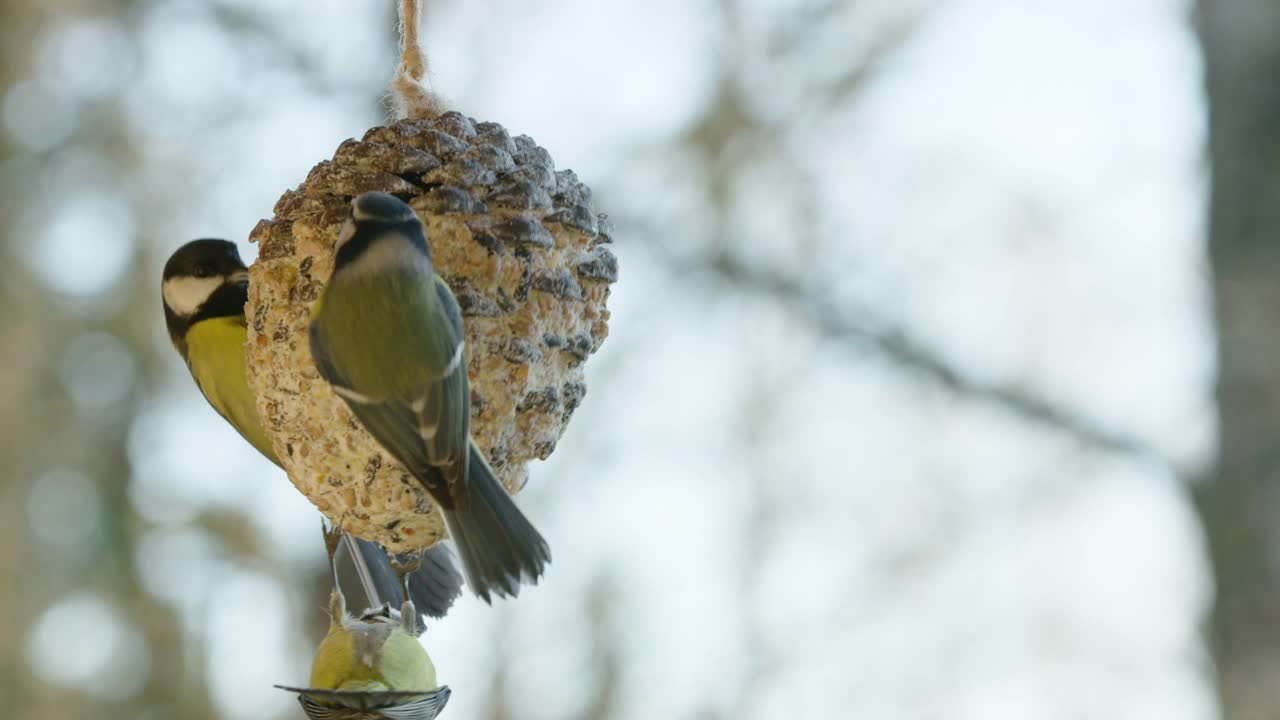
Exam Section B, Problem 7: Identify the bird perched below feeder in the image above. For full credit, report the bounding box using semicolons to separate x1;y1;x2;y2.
277;524;452;720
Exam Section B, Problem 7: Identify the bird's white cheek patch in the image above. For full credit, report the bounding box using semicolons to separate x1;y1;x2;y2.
163;276;223;316
343;235;426;278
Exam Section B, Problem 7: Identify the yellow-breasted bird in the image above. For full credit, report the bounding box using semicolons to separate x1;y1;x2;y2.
162;239;462;619
276;523;452;720
308;192;550;602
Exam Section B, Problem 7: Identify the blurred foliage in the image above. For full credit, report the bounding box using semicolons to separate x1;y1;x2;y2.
0;1;329;717
0;0;1236;719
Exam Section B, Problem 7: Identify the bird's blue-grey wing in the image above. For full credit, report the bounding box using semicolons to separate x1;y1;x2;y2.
377;686;452;720
309;318;443;494
410;276;471;491
285;686;451;719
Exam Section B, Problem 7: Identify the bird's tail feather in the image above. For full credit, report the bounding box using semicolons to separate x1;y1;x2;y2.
444;444;551;602
341;534;463;621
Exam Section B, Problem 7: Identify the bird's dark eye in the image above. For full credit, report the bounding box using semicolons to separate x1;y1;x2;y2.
193;265;213;278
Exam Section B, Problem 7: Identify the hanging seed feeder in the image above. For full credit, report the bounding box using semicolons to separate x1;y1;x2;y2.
243;1;616;553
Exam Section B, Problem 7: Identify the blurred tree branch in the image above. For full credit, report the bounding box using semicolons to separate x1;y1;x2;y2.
700;248;1171;466
645;0;1176;473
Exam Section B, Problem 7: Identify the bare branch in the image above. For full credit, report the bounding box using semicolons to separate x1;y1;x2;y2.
644;1;1171;470
690;247;1176;468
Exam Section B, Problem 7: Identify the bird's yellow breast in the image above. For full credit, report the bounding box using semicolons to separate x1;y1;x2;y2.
185;316;280;465
309;618;438;694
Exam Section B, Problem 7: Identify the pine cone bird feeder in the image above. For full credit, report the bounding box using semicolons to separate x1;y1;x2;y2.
242;9;616;554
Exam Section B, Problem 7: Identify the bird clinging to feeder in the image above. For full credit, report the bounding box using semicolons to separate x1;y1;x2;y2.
276;523;452;720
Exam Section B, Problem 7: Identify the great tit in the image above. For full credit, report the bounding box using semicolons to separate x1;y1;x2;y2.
277;524;452;720
309;192;550;602
162;239;463;620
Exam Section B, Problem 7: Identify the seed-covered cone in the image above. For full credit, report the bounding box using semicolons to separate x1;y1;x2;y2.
245;112;616;553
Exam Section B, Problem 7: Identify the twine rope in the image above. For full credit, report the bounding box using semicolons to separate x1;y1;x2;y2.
391;0;445;119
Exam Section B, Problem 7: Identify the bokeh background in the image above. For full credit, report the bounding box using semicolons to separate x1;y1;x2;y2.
3;0;1276;718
